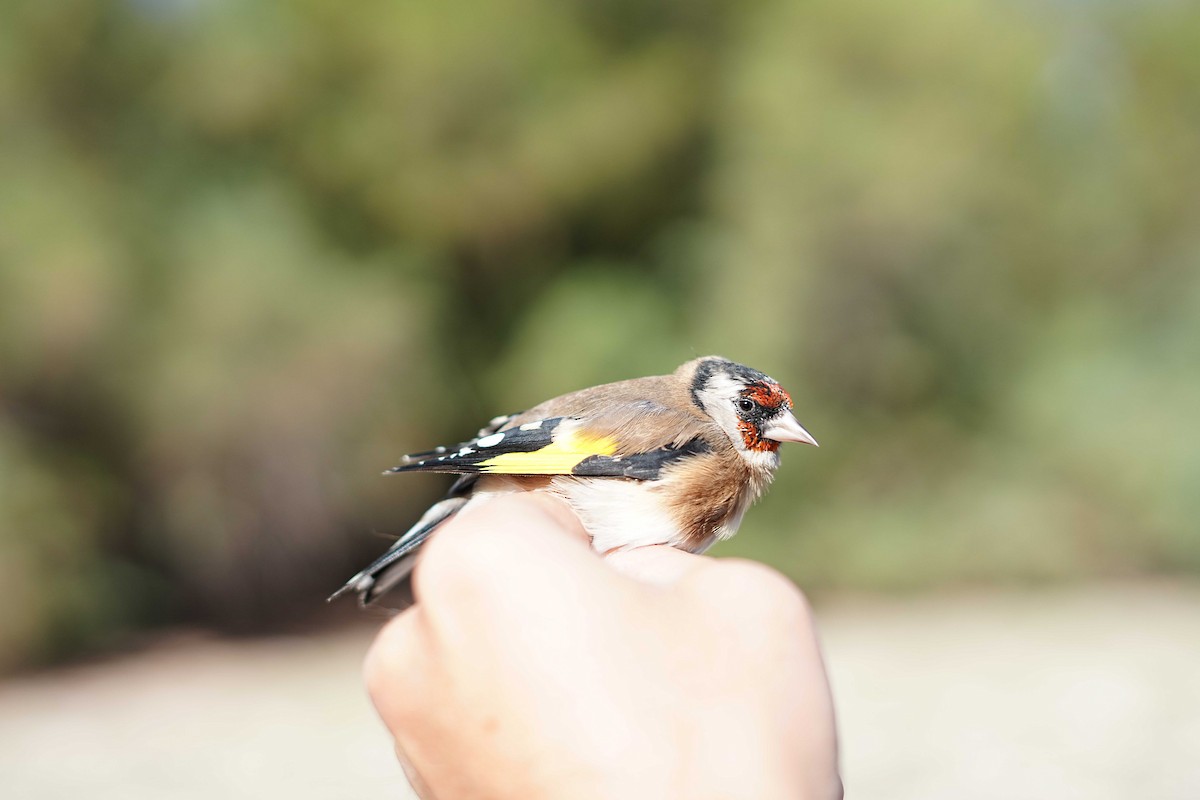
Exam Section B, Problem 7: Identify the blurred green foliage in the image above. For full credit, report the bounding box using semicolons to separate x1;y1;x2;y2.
1;0;1198;668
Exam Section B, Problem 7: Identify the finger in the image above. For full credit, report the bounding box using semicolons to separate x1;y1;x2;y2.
367;608;470;797
411;492;614;621
453;491;591;546
603;544;712;587
393;741;437;800
363;606;430;729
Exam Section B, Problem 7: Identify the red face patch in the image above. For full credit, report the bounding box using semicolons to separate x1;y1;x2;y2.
738;419;780;453
743;381;792;412
736;381;791;452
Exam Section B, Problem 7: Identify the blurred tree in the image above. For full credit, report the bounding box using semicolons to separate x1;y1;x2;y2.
0;0;1197;667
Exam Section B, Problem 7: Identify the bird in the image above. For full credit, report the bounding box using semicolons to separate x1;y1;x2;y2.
331;356;818;607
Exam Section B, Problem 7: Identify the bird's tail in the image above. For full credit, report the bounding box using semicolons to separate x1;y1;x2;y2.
328;495;468;608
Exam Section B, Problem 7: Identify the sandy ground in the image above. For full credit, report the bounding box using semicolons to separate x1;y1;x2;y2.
3;581;1198;800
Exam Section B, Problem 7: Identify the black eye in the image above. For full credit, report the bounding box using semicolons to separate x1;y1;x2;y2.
737;398;755;413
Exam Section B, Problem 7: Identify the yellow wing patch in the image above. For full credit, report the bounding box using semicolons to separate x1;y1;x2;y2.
478;428;618;474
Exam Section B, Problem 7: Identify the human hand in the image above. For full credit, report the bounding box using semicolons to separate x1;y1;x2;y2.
364;494;841;800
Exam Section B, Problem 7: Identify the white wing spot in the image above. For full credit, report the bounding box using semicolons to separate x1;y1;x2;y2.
435;446;447;453
456;447;476;457
519;421;543;430
476;433;505;448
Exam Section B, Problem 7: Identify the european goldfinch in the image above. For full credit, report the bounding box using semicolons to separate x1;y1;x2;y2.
333;356;818;607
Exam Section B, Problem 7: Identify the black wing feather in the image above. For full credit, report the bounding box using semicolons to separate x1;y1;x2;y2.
386;418;566;474
571;437;711;480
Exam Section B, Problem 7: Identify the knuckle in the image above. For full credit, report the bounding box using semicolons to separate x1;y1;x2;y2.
362;640;391;702
412;517;504;602
704;559;814;631
413;493;576;606
363;611;422;713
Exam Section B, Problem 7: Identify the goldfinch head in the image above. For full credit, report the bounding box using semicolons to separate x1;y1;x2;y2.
684;356;818;458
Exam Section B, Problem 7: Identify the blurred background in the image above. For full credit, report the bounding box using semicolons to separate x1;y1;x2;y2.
1;0;1198;797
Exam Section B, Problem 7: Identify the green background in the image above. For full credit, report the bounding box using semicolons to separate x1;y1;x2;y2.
2;0;1198;670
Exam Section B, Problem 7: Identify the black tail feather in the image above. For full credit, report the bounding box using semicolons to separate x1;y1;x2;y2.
329;492;470;608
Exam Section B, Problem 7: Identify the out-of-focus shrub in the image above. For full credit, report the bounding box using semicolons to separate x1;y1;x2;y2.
0;0;1197;667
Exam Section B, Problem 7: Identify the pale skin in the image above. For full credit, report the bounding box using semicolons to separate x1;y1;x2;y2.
365;494;843;800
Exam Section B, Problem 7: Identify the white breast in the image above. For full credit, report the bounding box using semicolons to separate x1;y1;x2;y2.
465;474;733;555
550;476;685;553
564;477;765;554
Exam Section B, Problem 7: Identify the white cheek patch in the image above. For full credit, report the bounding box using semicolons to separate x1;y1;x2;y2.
555;478;683;551
697;373;747;450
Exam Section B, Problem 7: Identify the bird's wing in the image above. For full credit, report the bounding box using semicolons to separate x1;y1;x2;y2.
397;413;521;463
387;404;716;479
